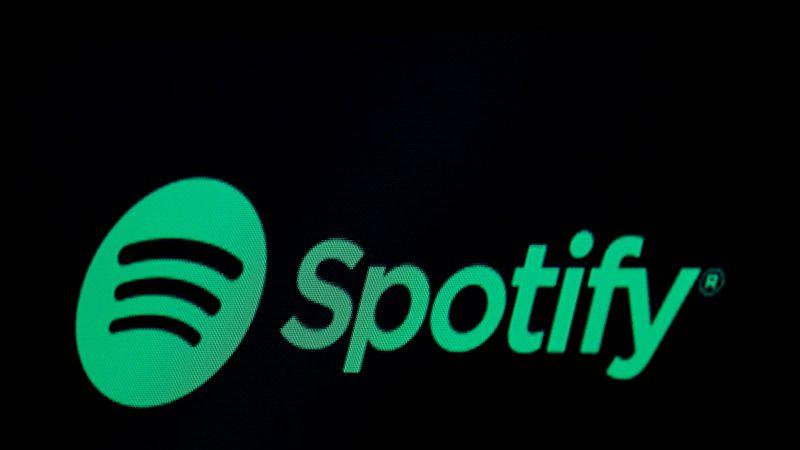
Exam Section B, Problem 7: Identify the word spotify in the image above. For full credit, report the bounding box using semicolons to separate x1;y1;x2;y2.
281;232;701;380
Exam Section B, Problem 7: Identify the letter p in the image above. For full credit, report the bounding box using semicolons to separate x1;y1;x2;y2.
344;265;431;373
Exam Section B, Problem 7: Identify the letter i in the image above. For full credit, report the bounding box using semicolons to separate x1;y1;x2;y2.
547;230;593;353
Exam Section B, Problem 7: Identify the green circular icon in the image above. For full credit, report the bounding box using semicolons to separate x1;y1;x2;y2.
76;178;267;408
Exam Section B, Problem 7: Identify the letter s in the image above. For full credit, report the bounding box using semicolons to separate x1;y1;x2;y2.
281;238;364;349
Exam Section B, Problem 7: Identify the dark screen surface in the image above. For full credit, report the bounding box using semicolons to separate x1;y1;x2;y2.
11;33;760;448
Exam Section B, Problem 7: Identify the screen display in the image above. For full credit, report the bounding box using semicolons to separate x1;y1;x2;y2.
11;33;753;448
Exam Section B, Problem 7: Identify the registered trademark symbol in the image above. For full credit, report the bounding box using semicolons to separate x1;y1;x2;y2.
698;268;725;297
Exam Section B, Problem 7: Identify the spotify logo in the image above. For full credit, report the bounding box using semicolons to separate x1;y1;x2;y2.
76;178;267;408
77;177;721;408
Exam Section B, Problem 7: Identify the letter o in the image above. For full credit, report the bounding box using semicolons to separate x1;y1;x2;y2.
430;265;507;352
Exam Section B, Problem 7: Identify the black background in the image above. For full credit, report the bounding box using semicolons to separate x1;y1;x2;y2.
11;33;758;448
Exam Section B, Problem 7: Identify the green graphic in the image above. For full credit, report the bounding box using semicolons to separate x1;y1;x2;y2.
77;177;717;401
76;178;267;408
